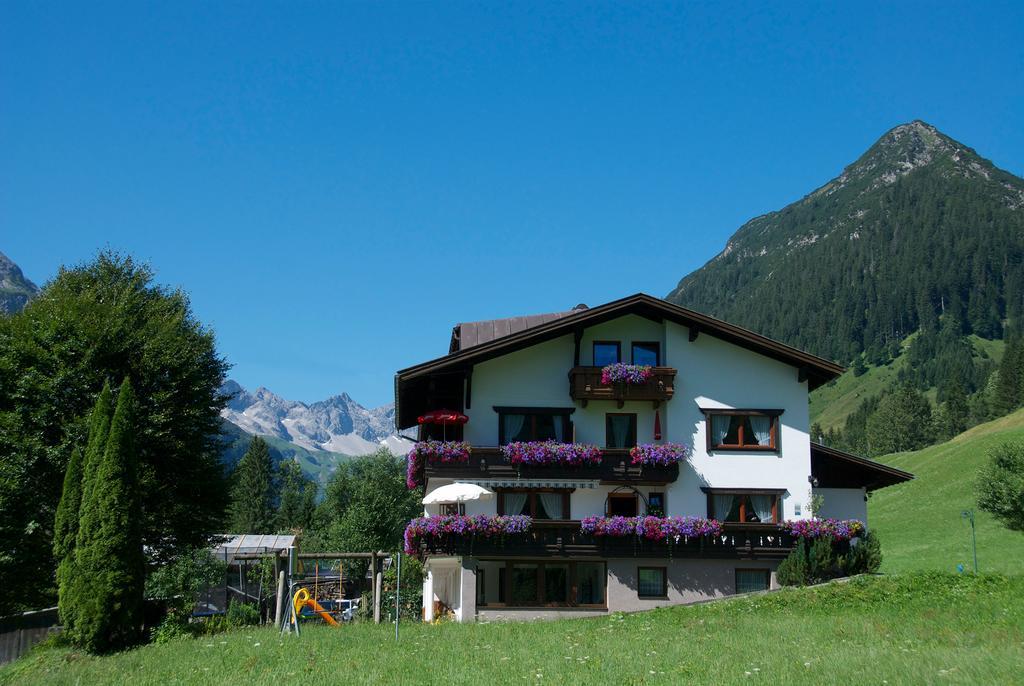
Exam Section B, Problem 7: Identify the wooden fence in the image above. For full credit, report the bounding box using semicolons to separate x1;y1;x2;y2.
0;606;60;665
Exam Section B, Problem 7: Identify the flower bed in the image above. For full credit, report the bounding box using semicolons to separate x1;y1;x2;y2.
501;440;602;466
580;515;723;541
405;440;471;489
601;363;654;385
629;443;690;466
403;514;532;554
780;518;865;541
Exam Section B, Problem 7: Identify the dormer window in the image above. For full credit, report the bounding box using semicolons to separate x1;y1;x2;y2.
703;409;781;451
593;341;621;366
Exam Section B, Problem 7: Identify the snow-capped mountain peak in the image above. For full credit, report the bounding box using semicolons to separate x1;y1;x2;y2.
220;380;412;455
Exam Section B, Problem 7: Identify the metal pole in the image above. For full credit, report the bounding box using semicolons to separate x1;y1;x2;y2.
961;510;978;573
395;553;401;641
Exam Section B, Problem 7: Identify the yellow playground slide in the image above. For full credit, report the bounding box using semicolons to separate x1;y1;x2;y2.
292;587;339;627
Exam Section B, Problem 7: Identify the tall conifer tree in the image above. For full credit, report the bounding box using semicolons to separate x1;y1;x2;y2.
73;378;144;653
53;447;85;631
228;436;276;533
61;381;113;633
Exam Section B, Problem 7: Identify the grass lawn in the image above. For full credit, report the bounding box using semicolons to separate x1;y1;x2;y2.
3;573;1022;685
870;408;1024;575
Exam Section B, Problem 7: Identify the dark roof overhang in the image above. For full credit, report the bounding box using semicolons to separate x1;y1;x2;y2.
810;442;914;492
395;293;846;429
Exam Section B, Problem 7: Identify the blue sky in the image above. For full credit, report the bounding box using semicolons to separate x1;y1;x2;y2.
2;2;1023;407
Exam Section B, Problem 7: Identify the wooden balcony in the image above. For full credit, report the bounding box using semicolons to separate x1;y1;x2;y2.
568;366;677;407
423;447;679;485
416;521;796;560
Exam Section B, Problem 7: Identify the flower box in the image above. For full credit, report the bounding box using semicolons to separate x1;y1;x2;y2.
580;515;724;541
501;441;602;467
403;514;532;554
406;440;471;489
629;443;690;466
779;518;865;541
601;363;654;385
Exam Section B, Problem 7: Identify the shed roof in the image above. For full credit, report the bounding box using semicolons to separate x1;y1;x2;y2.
810;442;914;492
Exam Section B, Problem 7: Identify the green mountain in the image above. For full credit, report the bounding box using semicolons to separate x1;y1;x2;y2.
869;407;1024;575
0;251;39;314
667;121;1024;367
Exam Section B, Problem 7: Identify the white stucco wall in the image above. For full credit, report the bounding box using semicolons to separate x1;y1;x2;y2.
813;487;868;523
425;314;816;522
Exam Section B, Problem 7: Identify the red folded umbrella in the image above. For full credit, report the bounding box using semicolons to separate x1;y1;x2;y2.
417;409;469;425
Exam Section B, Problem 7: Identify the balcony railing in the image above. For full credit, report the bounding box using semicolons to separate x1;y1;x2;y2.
415;521;795;560
568;366;676;407
422;447;679;485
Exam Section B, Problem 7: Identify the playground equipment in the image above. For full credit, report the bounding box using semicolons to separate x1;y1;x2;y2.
292;587;339;627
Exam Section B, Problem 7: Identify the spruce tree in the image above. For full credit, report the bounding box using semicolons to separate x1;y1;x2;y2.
73;378;144;653
53;447;85;632
993;338;1023;416
228;436;276;533
865;385;932;456
276;460;317;532
61;382;113;633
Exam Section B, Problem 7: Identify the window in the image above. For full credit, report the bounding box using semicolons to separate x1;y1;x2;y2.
441;503;465;516
631;342;660;366
510;563;539;604
593;341;621;366
576;562;605;605
735;569;770;594
476;569;486;605
647;492;665;517
477;560;606;607
498;490;569;520
707;491;780;523
637;567;667;598
497;408;573;444
705;410;780;450
605;413;637;448
607;492;638;517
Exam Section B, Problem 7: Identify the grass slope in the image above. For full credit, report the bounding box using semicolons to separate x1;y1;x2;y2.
4;574;1021;685
870;408;1024;574
809;335;1004;431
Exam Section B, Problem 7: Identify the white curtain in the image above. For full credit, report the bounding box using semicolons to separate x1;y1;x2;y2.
538;492;563;520
711;415;730;446
503;492;528;516
551;417;564;443
609;415;630;448
713;494;735;521
503;414;526;443
749;415;772;446
750;495;774;522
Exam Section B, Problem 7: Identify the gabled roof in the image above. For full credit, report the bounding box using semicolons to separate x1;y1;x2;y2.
396;293;845;429
450;305;588;353
810;442;914;492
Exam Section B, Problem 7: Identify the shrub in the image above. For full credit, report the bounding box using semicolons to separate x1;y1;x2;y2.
226;601;260;627
808;537;839;583
151;613;192;644
776;540;809;586
843;530;882;575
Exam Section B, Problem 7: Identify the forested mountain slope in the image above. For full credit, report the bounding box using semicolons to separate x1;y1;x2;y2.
667;121;1024;366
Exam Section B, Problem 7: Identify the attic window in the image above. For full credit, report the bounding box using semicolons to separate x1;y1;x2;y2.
593;341;621;366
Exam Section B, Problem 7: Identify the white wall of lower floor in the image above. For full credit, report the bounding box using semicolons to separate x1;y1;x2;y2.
425;556;780;622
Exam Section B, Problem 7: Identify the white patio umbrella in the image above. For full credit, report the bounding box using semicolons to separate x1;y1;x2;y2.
422;482;495;505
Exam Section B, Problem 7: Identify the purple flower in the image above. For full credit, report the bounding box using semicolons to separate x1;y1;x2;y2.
779;518;865;541
601;363;655;385
629;443;690;466
581;516;723;540
403;514;533;554
406;440;471;489
501;441;602;467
